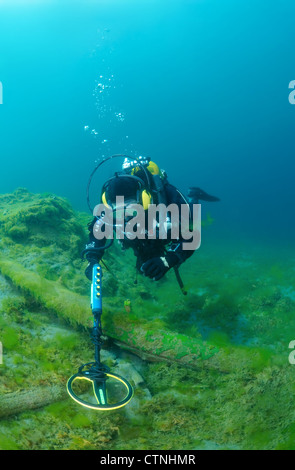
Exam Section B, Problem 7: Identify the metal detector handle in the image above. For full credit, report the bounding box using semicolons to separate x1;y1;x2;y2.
91;264;102;316
91;263;103;365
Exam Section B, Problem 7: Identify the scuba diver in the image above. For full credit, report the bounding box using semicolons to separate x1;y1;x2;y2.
83;156;219;290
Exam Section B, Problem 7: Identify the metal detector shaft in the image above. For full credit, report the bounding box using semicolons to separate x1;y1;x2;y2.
66;262;133;410
91;264;103;364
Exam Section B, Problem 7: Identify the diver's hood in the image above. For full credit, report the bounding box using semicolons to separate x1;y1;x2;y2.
102;174;144;207
101;173;152;211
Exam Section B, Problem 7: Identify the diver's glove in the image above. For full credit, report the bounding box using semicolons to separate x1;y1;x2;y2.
85;259;101;281
83;243;103;281
141;252;179;281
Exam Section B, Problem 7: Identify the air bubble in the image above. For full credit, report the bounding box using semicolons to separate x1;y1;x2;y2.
115;112;125;122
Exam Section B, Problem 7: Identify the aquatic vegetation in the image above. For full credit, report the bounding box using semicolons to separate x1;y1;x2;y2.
0;433;19;450
0;189;85;251
0;256;219;367
0;327;19;350
0;189;294;450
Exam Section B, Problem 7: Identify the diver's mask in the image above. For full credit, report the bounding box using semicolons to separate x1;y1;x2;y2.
100;174;152;238
101;174;152;211
112;197;140;223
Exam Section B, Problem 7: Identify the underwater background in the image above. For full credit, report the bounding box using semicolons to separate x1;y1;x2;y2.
0;0;295;451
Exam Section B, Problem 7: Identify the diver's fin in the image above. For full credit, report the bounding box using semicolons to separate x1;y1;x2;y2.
187;187;220;204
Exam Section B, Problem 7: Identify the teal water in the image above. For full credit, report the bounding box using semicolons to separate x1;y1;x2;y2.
0;0;295;242
0;0;295;452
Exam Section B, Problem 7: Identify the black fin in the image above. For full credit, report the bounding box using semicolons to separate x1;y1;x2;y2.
187;187;220;203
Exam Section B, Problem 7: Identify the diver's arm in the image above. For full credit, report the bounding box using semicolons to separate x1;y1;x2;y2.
165;183;196;266
140;227;195;281
141;184;196;281
83;217;108;280
85;217;107;254
166;238;195;265
140;243;194;282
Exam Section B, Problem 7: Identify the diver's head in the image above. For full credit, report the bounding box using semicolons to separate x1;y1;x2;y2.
101;174;152;212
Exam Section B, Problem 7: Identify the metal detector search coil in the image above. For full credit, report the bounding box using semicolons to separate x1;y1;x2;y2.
67;365;133;411
67;264;133;411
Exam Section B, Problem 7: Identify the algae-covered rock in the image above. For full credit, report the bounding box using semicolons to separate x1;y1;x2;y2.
0;385;68;419
0;189;92;296
0;188;85;253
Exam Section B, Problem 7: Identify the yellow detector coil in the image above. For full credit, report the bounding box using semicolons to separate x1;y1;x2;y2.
67;365;133;411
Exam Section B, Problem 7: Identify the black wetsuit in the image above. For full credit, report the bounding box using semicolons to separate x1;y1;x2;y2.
84;182;196;277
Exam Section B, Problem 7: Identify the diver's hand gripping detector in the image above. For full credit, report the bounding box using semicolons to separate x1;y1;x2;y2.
66;264;133;411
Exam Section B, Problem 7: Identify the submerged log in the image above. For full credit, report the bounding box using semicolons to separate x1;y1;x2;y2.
103;312;218;366
0;385;67;419
0;258;219;369
0;257;90;326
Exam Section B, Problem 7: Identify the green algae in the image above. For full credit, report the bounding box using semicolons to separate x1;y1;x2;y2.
0;257;90;327
1;327;19;350
0;189;295;450
0;257;219;367
0;432;20;450
0;188;85;254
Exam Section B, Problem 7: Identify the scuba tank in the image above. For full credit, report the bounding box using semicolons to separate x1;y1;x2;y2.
122;156;168;206
152;173;167;205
